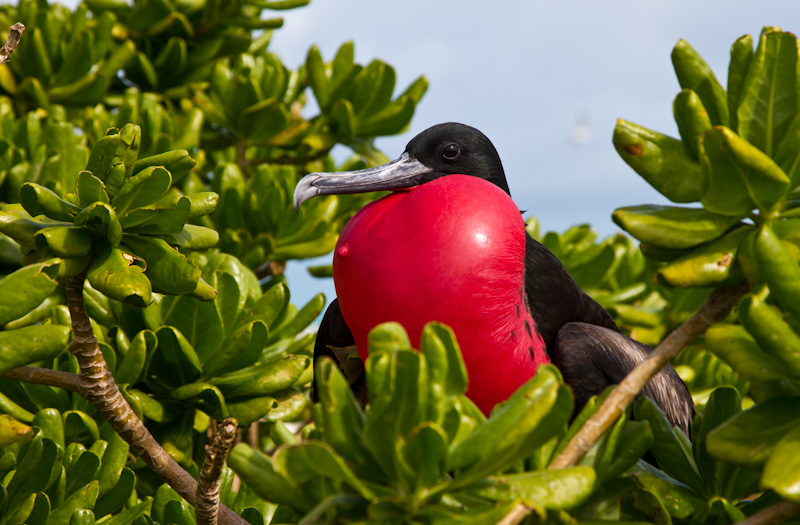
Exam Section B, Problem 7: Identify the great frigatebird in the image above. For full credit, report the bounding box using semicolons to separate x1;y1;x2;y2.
294;122;694;434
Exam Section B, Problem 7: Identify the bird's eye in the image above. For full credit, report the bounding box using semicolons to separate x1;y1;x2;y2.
441;143;461;160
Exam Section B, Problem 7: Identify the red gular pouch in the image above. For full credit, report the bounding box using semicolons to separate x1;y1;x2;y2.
333;174;549;415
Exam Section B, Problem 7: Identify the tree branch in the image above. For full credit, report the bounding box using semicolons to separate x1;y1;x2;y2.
738;500;800;525
0;366;82;393
548;281;749;470
196;418;238;525
61;269;250;525
496;503;533;525
0;23;24;65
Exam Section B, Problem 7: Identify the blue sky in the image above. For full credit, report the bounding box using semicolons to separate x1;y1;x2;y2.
9;0;800;309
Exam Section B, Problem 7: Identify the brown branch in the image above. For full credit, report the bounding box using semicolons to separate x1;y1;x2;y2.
738;500;800;525
0;366;82;393
549;281;749;470
61;270;249;525
0;23;24;65
496;503;533;525
196;418;238;525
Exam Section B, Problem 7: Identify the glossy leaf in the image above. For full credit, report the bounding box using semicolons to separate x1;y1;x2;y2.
0;259;61;325
672;39;729;126
612;205;738;249
737;29;798;156
613;119;701;202
707;396;800;468
0;325;71;374
699;126;790;215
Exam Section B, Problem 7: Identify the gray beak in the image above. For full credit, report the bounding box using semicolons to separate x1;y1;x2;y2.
293;153;432;212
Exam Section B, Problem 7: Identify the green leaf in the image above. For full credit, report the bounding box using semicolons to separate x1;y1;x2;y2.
673;90;712;160
0;325;71;374
132;150;196;186
612;205;739;249
613;119;701;203
699;126;791;215
160;293;224;364
306;45;329;110
0;260;61;325
46;481;99;524
122;235;201;295
118;196;191;234
472;467;596;510
705;324;785;381
762;422;800;502
274;440;375;498
737;29;798;156
448;366;570;488
112;167;172;217
20;183;80;221
403;423;448;489
210;356;308;397
0;414;33;447
158;224;219;250
239;98;289;141
78;171;111;208
64;451;100;498
655;225;751;287
87;242;152;308
96;423;130;497
114;330;155;385
74;202;123;246
739;293;800;377
672;39;729;126
185;192;219;219
633;397;705;494
727;34;754;132
754;223;800;321
707;396;800;468
150;326;202;387
227;443;308;511
34;227;93;258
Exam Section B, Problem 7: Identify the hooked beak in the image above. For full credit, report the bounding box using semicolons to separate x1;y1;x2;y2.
293;153;432;212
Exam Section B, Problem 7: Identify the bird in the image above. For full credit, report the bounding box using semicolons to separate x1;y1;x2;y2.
294;122;694;434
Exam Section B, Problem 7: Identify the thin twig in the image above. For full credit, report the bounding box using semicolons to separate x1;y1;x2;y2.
548;281;749;470
0;366;82;393
0;23;24;65
737;500;800;525
196;418;238;525
61;268;250;525
496;503;533;525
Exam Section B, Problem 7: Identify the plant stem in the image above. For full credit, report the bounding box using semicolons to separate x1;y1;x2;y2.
196;418;238;525
0;366;82;392
496;503;533;525
0;23;24;65
738;500;800;525
548;281;748;470
63;270;249;525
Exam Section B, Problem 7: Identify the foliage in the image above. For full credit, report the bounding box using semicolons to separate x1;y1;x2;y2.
1;0;800;521
0;0;427;522
610;26;800;520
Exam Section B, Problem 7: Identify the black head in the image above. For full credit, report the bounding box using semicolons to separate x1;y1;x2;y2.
293;122;510;211
404;122;510;194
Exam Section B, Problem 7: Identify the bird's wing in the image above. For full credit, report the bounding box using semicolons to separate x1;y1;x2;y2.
524;235;619;349
312;299;366;405
552;322;694;436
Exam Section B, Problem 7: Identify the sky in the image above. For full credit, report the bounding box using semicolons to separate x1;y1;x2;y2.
7;0;800;310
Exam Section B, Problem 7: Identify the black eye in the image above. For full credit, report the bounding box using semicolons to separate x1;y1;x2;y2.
442;142;461;160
